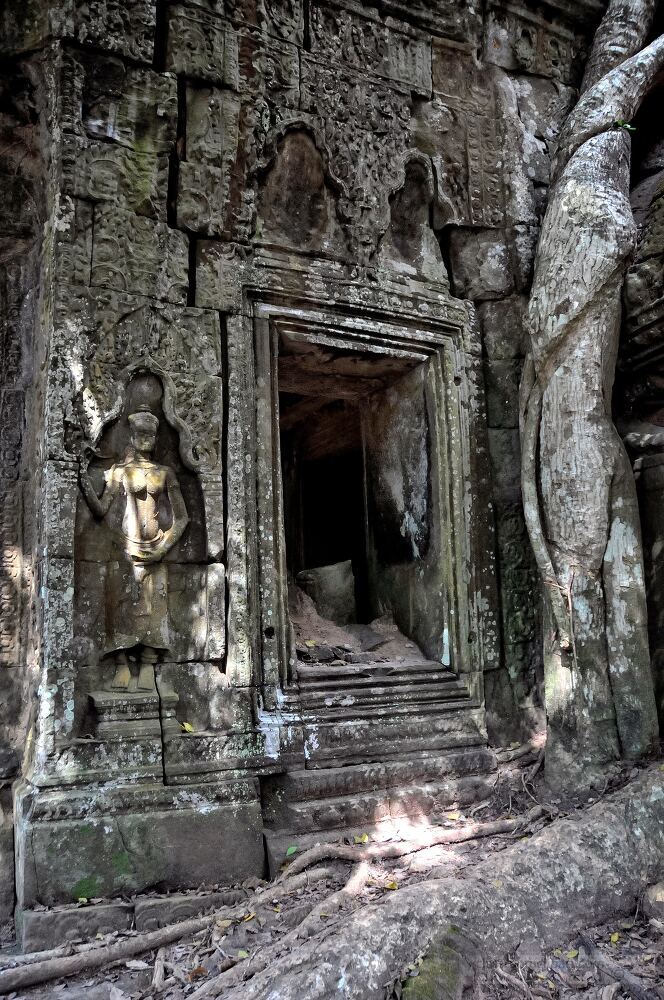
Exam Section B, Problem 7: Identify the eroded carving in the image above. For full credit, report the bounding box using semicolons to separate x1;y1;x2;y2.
378;155;448;283
257;130;344;254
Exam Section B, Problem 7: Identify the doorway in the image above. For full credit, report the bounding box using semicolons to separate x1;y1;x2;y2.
276;332;437;667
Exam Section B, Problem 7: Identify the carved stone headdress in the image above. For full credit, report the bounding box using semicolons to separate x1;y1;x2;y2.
128;405;159;434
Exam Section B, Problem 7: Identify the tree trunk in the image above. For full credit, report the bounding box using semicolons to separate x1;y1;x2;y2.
521;1;664;786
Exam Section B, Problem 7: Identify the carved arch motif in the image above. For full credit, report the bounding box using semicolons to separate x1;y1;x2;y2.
254;122;347;255
80;360;204;474
378;151;448;283
253;118;349;201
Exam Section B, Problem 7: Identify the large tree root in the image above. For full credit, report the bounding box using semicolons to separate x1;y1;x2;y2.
213;767;664;1000
0;807;546;994
188;862;373;1000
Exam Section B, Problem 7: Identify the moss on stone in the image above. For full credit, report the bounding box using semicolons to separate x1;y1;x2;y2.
111;850;132;876
402;927;478;1000
402;948;462;998
70;875;103;900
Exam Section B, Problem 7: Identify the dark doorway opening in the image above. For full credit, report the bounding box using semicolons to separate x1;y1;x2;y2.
277;332;435;665
280;398;370;624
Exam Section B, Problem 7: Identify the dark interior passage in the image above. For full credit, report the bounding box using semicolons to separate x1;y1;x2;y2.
280;404;370;622
277;333;427;640
300;451;364;569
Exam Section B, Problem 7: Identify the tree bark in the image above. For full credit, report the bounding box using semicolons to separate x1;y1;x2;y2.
521;4;664;786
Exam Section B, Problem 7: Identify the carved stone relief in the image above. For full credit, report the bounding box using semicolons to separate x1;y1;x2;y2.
1;0;613;933
412;42;505;230
309;1;431;96
297;63;411;261
60;51;176;222
178;87;242;235
0;488;21;669
484;1;589;84
40;1;158;62
166;5;240;85
52;297;222;462
256;130;345;255
79;405;190;689
378;155;449;284
61;51;177;152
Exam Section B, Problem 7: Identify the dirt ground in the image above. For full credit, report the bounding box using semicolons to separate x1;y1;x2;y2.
3;746;663;1000
478;912;664;1000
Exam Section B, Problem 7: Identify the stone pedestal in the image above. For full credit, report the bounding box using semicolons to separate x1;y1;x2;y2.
90;685;181;739
90;689;162;739
14;777;265;920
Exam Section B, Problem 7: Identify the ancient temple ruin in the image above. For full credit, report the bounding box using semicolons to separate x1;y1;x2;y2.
2;0;663;951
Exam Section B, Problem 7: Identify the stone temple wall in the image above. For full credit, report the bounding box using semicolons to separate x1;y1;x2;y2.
0;0;604;943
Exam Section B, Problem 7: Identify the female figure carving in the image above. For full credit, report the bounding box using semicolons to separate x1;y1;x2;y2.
79;405;189;691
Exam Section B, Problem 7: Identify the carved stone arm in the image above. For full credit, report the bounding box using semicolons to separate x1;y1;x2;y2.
160;470;189;554
79;458;118;520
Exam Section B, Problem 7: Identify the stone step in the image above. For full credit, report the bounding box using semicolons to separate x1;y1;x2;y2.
267;773;496;836
296;659;454;689
261;744;497;869
299;680;470;715
298;704;487;767
262;750;497;877
262;746;496;805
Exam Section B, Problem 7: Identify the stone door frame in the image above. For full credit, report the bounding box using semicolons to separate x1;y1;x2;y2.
231;277;493;715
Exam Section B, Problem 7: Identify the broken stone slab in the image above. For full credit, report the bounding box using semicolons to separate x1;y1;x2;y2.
20;902;133;954
447;228;514;301
344;651;390;663
296;560;357;626
295;644;337;663
134;889;248;931
343;624;386;652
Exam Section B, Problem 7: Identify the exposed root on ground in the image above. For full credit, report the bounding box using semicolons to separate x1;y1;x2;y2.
3;748;653;1000
0;801;549;995
282;804;546;878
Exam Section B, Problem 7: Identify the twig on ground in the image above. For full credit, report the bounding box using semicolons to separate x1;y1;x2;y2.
0;937;113;968
293;861;370;938
578;931;659;1000
0;867;336;993
526;749;545;784
151;947;167;993
495;743;539;764
496;964;533;998
0;915;215;995
188;956;238;999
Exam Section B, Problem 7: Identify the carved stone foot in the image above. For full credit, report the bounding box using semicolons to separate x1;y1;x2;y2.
110;663;131;690
137;662;156;691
